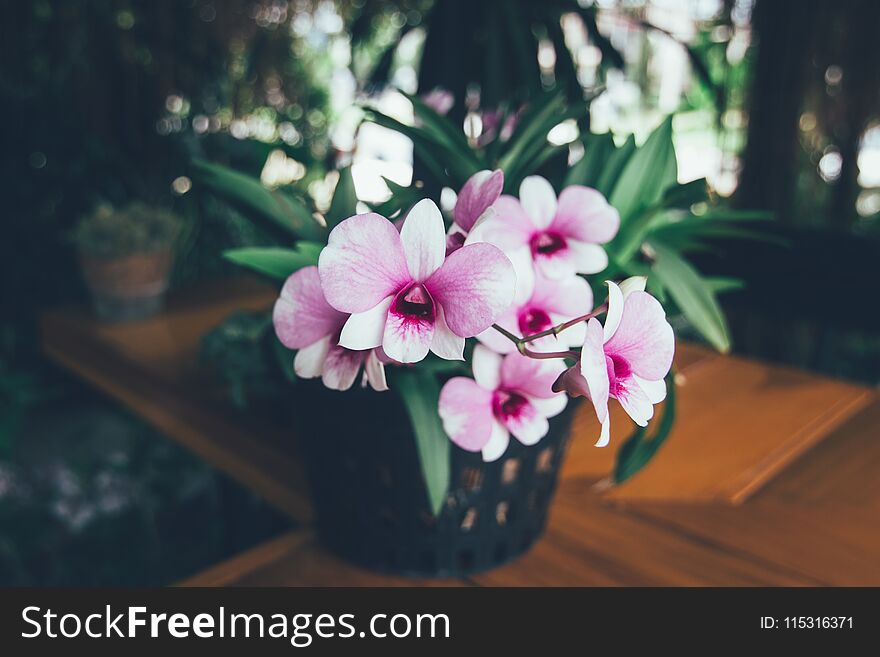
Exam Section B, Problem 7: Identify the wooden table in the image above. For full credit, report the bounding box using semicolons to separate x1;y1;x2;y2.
42;278;879;586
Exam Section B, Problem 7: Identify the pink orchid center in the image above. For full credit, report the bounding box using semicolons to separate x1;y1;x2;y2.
492;389;528;423
530;231;567;257
518;307;553;336
393;283;435;321
606;353;632;397
446;231;467;255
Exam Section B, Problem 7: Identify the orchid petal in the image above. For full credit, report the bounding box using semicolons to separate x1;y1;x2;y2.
364;349;388;392
530;392;568;419
273;267;347;349
552;366;590;398
520;176;557;229
614;376;654;427
579;318;610;424
506;245;536;303
481;421;510;462
530;271;593;319
619;275;647;297
534;239;607;280
438;377;494;452
382;309;434;364
566;239;609;275
318;213;410;313
595;415;611;447
472;344;502;391
634;375;666;404
603;280;624;343
553;186;620;244
474;314;518;355
472;195;536;250
430;305;465;360
400;199;446;282
500;352;566;399
604;291;675;381
503;399;550;446
322;344;365;391
339;295;392;350
426;242;515;337
293;336;331;379
454;169;504;232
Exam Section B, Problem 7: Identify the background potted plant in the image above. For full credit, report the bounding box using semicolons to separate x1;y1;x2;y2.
72;202;182;322
193;90;764;577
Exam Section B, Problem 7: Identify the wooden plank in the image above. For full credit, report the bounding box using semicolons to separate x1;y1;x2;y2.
470;479;814;586
177;530;465;587
621;397;880;586
562;346;873;504
41;277;315;523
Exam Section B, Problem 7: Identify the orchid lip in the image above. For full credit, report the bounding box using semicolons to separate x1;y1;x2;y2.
491;389;528;422
392;283;435;321
518;307;553;336
606;353;632;396
530;231;567;256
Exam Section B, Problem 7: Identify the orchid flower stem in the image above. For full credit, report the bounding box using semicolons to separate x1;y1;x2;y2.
520;303;609;344
518;347;579;360
490;303;609;362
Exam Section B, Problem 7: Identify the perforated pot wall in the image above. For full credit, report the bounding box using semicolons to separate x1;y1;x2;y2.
293;381;576;578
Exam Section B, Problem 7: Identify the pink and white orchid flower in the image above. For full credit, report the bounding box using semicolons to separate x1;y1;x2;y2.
476;271;593;354
318;200;516;364
474;175;620;281
553;277;674;447
420;88;454;116
447;169;504;254
438;346;568;462
273;266;387;392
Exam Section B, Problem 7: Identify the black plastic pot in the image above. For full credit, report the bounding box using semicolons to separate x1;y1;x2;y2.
293;380;577;578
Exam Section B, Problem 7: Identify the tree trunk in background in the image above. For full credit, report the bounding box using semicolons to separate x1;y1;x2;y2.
737;0;880;230
734;0;810;222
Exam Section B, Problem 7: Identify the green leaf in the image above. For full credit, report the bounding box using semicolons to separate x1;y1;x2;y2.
614;373;676;483
565;131;617;188
609;116;677;223
222;242;323;280
662;178;709;209
192;160;324;241
395;369;450;516
405;92;479;163
649;240;731;353
497;93;568;177
326;166;358;230
369;176;423;218
695;209;774;222
363;109;478;186
273;337;297;383
705;276;746;294
594;134;636;197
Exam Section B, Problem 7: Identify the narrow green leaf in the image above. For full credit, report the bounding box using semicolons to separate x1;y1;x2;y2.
609;116;677;223
594;134;636;197
496;93;568;175
662;178;709;209
192;160;324;241
222;242;322;280
565;131;617;188
696;209;774;222
326;166;358;229
363;109;478;185
650;240;731;352
405;92;480;164
614;373;676;483
705;276;746;294
395;369;450;516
